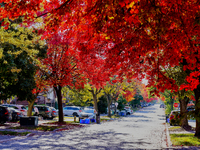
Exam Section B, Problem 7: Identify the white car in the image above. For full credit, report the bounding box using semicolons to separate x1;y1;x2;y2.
63;106;82;117
125;108;133;115
79;108;97;119
1;104;27;116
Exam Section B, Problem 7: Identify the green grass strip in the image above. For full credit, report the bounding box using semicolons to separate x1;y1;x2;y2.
168;126;182;131
9;126;63;131
0;131;30;136
170;133;200;146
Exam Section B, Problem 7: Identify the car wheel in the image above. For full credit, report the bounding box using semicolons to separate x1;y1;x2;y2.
73;112;78;117
127;112;130;115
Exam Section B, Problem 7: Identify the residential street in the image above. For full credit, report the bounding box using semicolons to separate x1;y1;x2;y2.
0;104;168;150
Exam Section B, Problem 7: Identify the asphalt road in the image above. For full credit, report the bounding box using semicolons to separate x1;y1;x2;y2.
0;104;168;150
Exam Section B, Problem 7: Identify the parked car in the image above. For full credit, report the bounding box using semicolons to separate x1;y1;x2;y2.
124;108;133;115
187;106;195;112
1;104;27;116
115;109;120;115
7;107;23;121
24;106;39;116
63;106;82;117
147;103;152;106
49;107;58;119
169;110;180;126
116;109;127;116
79;108;97;120
0;106;12;123
160;104;165;108
143;103;147;107
120;109;127;116
34;105;52;119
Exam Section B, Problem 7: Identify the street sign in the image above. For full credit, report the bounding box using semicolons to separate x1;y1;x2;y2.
174;103;178;108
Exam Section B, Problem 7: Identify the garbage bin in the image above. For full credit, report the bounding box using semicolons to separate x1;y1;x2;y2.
166;115;169;123
20;116;38;126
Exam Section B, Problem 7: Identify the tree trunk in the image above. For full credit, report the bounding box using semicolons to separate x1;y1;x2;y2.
170;94;174;112
27;100;35;116
194;88;200;137
54;85;64;123
179;96;189;129
114;99;117;114
90;89;101;124
106;94;111;118
93;92;98;113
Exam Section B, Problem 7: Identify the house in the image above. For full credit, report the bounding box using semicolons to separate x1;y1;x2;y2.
10;88;65;109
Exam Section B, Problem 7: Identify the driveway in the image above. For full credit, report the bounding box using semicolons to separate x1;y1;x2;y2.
0;104;168;150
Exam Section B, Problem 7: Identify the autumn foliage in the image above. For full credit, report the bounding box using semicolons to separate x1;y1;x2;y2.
1;0;200;136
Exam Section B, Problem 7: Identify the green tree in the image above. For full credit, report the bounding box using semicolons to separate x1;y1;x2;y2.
0;21;46;116
117;96;127;111
63;86;93;107
162;65;193;128
97;95;107;114
130;88;143;108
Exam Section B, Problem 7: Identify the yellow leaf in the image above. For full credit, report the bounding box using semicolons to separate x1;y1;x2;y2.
129;2;135;8
108;16;114;20
0;48;3;59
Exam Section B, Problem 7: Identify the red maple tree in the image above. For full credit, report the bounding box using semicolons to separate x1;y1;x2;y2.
38;33;85;122
1;0;200;136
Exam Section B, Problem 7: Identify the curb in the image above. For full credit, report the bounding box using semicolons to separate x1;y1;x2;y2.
165;123;172;148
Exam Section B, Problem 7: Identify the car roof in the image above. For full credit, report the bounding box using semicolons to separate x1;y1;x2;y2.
0;105;8;108
65;106;81;108
7;107;21;111
171;110;180;112
2;104;24;107
84;108;94;110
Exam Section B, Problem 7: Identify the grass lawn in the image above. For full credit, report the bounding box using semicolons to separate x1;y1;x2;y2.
0;131;30;136
100;118;110;122
170;133;200;146
168;126;182;131
9;121;83;131
45;121;80;124
9;125;64;131
101;115;120;119
111;115;120;119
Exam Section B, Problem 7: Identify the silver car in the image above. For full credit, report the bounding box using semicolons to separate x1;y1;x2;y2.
63;106;82;117
79;108;97;119
49;107;58;119
1;104;27;116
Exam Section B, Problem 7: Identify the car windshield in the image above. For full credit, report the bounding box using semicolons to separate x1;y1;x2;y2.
11;106;19;109
51;108;56;111
172;111;180;115
83;109;94;113
21;106;27;110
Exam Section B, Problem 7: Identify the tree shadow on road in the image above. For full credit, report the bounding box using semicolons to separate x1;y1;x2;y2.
136;110;156;113
0;126;155;150
134;107;157;114
128;114;151;118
